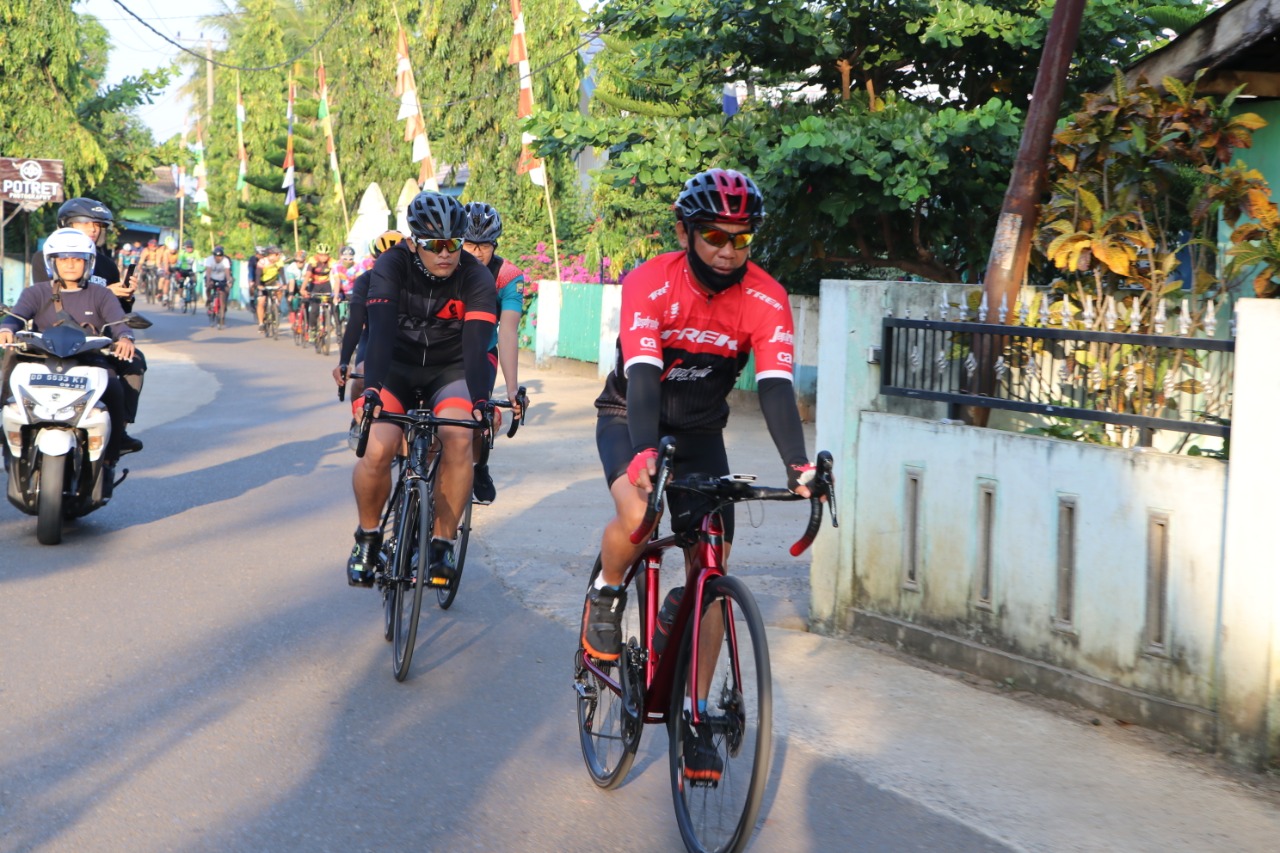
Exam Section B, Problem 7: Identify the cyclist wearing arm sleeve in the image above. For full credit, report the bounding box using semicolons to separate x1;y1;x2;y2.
332;231;404;399
584;167;814;644
347;193;497;588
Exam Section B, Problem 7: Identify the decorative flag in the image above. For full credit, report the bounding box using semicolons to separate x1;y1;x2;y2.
317;58;345;202
190;127;212;225
283;68;299;222
235;73;249;201
722;82;739;117
394;27;438;191
508;0;546;187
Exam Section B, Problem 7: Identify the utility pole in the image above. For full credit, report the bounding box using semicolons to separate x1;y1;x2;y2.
982;0;1087;314
970;0;1087;426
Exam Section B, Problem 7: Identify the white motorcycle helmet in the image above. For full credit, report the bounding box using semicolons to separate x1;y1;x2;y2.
43;227;98;286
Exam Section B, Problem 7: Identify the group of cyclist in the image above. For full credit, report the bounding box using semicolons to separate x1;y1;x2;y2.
334;169;821;784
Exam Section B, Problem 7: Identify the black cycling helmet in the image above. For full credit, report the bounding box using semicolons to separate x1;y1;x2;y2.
462;202;503;244
57;197;114;227
183;239;194;249
213;245;225;256
673;168;765;226
406;191;467;241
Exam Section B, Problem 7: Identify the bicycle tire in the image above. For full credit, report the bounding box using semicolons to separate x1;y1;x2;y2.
391;479;431;681
435;498;471;609
668;574;773;853
575;555;644;789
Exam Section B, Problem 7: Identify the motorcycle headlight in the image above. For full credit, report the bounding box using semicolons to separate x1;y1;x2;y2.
20;387;89;423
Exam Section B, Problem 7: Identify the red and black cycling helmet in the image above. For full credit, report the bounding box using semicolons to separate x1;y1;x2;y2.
673;168;765;226
406;191;467;241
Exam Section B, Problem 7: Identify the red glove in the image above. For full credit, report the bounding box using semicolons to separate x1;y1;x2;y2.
627;448;658;486
787;462;816;493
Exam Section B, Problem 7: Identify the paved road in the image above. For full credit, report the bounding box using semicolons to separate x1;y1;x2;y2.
1;307;1277;852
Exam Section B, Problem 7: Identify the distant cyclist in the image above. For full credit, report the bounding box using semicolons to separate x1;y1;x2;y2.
205;246;232;312
461;201;526;503
255;246;287;329
301;243;335;341
333;230;404;403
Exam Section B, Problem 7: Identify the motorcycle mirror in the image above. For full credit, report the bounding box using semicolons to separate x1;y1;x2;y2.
123;313;153;330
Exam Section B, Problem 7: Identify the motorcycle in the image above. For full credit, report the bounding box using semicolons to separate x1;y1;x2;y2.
1;316;146;544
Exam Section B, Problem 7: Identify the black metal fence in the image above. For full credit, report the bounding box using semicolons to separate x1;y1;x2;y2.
880;318;1234;438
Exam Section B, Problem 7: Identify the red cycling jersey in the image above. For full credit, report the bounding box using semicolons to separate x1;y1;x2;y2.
595;250;795;432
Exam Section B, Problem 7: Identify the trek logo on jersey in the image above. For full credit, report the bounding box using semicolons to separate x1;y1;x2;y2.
745;287;784;312
660;327;739;351
436;299;465;320
630;312;659;331
648;282;670;301
661;359;714;382
768;326;794;345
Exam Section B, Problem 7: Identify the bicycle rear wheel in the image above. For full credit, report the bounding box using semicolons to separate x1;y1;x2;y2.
669;574;772;853
575;555;644;789
435;498;471;609
390;479;431;681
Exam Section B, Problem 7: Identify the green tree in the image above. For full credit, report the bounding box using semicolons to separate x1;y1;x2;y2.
1;2;169;245
528;0;1214;290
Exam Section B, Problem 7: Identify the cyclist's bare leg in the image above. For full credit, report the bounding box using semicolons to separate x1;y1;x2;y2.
431;414;474;539
353;421;401;530
598;477;650;587
256;295;267;326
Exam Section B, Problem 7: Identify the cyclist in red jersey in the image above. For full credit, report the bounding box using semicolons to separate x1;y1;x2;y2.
582;168;817;781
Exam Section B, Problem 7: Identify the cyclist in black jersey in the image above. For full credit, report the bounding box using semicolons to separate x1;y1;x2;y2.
346;193;498;588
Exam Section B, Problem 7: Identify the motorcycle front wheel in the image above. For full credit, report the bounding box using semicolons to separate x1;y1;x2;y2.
36;453;66;545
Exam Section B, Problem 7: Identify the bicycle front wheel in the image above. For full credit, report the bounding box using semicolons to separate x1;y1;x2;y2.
669;574;773;853
435;498;471;609
391;479;431;681
575;555;644;789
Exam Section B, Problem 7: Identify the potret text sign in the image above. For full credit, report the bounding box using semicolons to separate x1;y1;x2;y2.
0;158;65;209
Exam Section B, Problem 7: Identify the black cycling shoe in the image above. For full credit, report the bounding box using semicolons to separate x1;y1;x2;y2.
683;716;724;784
119;434;144;455
473;463;496;504
347;528;382;587
427;538;456;586
581;584;627;661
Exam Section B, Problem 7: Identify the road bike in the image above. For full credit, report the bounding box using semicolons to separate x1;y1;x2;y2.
291;294;309;347
354;390;527;681
207;284;228;329
574;439;836;853
311;294;333;356
179;272;198;314
260;285;282;339
140;265;159;304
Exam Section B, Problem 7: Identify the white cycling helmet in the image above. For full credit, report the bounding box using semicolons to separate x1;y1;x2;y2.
43;227;98;285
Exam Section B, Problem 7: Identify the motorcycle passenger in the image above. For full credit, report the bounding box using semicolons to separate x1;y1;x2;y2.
461;201;527;503
0;228;142;464
301;243;335;341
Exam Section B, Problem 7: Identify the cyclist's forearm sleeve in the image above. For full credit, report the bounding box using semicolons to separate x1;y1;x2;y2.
463;319;493;404
363;301;396;388
758;377;808;467
625;363;662;453
338;300;366;367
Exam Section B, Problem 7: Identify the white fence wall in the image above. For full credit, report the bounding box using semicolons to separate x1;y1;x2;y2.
812;280;1280;768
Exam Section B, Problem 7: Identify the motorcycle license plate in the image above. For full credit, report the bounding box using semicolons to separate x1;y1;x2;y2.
28;373;89;391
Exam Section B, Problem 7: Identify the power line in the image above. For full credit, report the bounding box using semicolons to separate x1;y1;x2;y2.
107;0;349;72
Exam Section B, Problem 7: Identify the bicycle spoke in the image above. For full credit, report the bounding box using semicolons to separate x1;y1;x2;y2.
670;575;772;853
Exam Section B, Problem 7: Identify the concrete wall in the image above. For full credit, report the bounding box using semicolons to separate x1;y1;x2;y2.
812;279;1280;768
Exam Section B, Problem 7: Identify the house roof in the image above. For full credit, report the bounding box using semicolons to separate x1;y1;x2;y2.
134;167;179;207
1127;0;1280;96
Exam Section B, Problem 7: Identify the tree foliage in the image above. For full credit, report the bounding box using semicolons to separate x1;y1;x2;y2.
528;0;1214;291
0;1;169;247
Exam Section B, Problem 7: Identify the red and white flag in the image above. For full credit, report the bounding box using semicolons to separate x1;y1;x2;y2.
395;26;438;191
508;0;546;187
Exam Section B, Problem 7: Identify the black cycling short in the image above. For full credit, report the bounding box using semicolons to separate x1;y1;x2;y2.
596;413;734;542
378;360;468;415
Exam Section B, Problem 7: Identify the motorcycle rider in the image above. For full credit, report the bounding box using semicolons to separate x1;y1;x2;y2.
0;228;141;464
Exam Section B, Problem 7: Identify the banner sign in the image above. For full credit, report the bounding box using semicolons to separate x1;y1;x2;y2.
0;157;65;209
